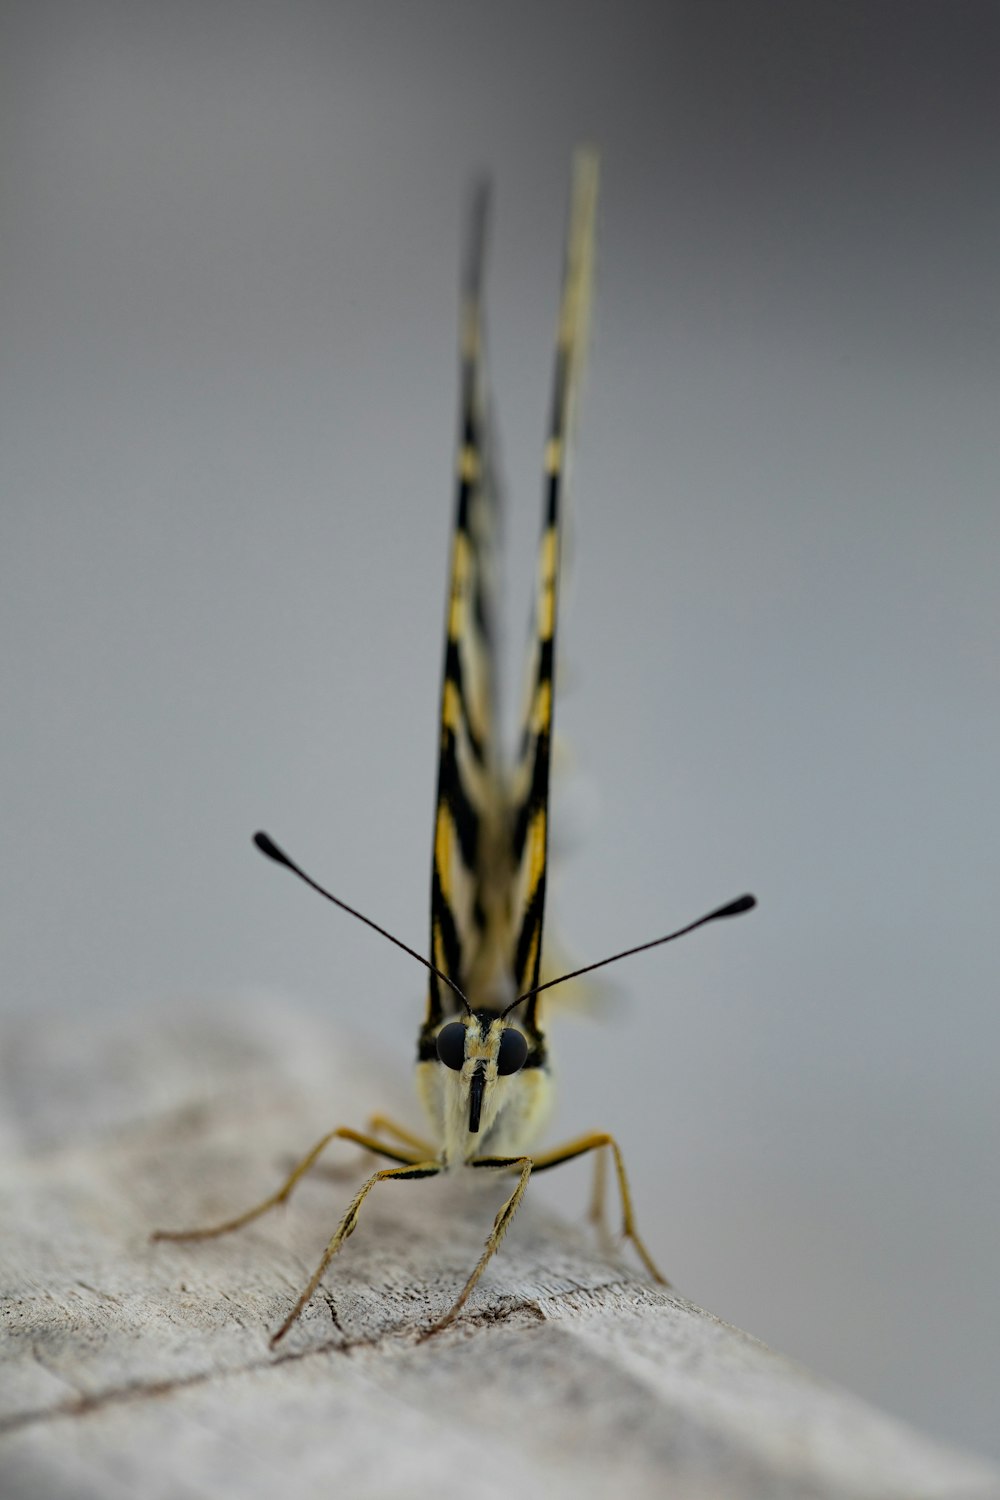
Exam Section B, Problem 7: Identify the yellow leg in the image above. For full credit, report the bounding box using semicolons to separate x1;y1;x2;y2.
365;1114;435;1158
293;1116;432;1185
588;1141;608;1233
151;1127;419;1243
531;1131;668;1286
270;1159;441;1347
424;1155;534;1336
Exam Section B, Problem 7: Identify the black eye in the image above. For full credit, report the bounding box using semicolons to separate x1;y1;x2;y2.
436;1021;467;1070
497;1027;528;1076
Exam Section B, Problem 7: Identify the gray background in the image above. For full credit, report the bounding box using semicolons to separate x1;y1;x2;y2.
3;0;998;1463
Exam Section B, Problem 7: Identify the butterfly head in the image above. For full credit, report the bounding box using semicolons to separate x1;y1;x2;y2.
434;1012;529;1134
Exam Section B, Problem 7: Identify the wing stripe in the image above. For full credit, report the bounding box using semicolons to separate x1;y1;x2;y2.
431;866;463;982
442;639;486;765
513;877;545;993
426;183;502;1026
438;733;481;870
507;151;598;1033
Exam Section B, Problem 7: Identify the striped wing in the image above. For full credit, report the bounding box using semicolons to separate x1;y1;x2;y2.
508;151;599;1037
426;185;505;1025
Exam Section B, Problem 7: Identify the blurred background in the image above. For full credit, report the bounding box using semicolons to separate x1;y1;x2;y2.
2;0;998;1462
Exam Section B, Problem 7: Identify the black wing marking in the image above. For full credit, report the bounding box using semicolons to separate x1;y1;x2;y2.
507;151;599;1041
426;184;505;1026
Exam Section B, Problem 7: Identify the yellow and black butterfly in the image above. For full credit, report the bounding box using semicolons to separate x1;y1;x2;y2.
154;152;754;1343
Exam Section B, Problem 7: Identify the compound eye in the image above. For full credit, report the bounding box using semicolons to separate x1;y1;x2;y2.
435;1021;467;1071
496;1027;528;1076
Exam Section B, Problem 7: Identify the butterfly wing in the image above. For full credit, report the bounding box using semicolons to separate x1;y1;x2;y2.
507;151;599;1041
426;184;506;1026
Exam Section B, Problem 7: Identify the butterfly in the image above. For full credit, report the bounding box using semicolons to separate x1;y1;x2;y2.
153;151;754;1344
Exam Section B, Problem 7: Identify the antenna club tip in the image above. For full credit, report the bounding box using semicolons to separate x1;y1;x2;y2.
253;831;283;863
704;892;757;923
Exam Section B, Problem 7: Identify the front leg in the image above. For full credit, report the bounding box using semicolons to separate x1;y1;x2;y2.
271;1158;441;1346
424;1155;534;1336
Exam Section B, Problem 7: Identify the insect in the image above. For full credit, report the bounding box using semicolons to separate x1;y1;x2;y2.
153;152;755;1344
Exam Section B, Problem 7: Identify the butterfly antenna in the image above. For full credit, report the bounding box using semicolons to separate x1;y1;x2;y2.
253;831;473;1015
502;893;756;1018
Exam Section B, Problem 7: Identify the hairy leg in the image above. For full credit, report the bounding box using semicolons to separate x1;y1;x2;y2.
270;1159;441;1346
588;1140;608;1234
530;1131;667;1285
423;1155;534;1336
151;1127;419;1243
365;1114;435;1157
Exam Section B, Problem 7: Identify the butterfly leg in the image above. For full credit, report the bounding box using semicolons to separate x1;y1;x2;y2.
530;1131;669;1286
365;1115;435;1158
294;1116;433;1186
587;1140;608;1235
423;1155;534;1335
151;1127;419;1244
270;1158;441;1346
